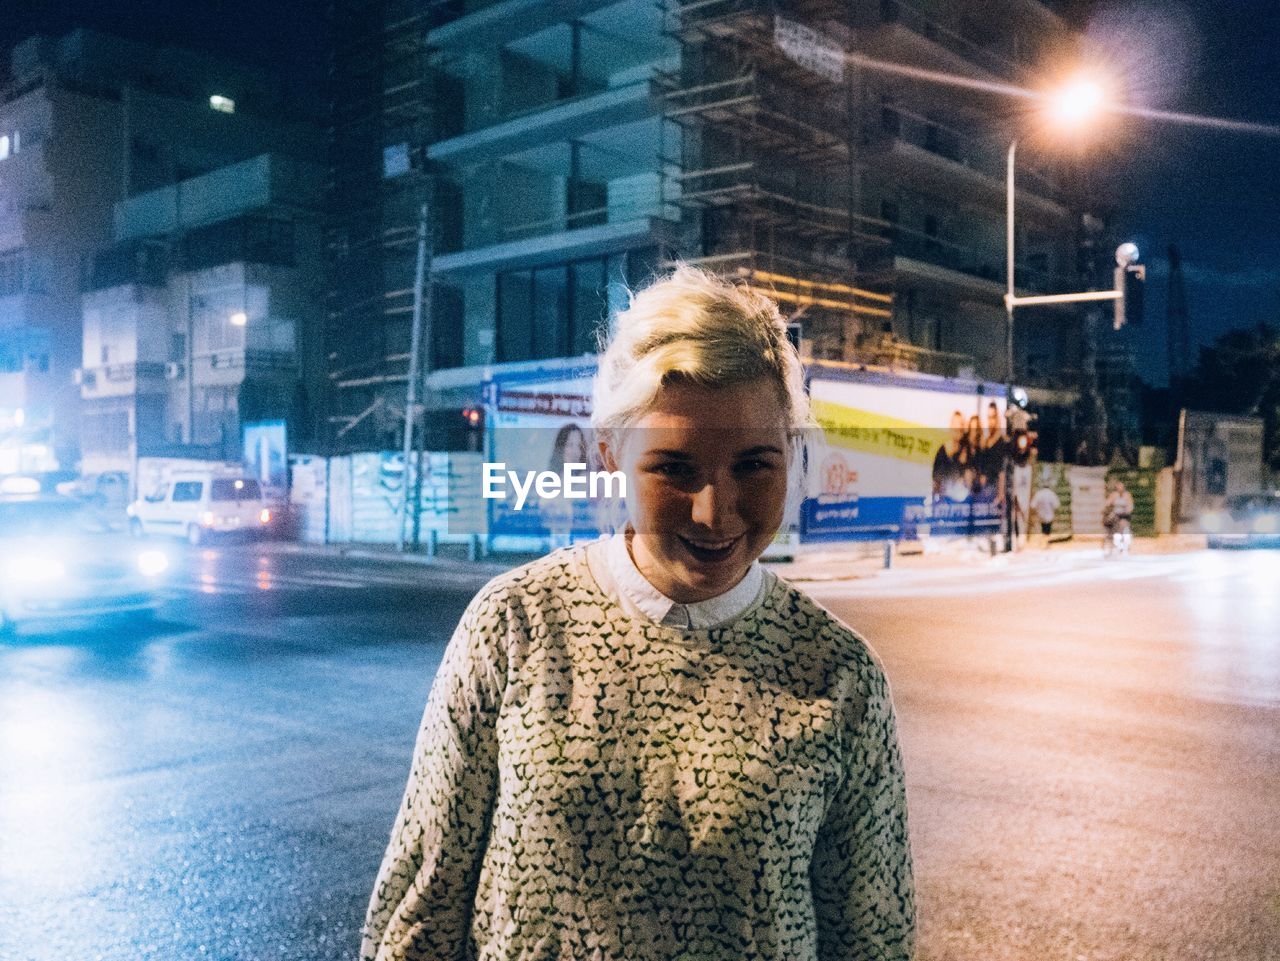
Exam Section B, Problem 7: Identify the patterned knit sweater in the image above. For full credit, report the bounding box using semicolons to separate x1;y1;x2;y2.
362;547;914;961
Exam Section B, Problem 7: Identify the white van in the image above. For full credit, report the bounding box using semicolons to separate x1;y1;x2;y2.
128;469;272;545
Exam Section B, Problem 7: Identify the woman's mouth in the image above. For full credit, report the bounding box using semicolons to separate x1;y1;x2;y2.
677;534;743;564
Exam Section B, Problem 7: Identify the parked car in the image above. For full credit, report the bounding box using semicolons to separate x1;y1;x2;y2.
1202;492;1280;548
0;495;170;635
127;469;273;545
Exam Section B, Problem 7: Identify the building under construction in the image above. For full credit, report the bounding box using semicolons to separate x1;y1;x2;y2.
326;0;1094;451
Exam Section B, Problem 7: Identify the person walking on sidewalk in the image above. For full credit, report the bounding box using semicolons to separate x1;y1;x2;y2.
362;266;915;961
1030;483;1061;545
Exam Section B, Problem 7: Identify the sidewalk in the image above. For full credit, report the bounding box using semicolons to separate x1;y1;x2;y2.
261;532;1208;585
769;532;1207;582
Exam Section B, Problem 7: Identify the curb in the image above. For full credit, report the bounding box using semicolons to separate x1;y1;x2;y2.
259;534;1209;585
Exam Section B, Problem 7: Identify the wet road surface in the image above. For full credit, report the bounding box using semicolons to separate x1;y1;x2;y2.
0;543;1276;960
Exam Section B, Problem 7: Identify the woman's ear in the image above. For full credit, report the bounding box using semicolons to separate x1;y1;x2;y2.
597;440;619;474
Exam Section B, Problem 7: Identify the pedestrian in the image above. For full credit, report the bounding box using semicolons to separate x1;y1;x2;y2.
1030;483;1061;545
361;266;915;961
1102;479;1134;555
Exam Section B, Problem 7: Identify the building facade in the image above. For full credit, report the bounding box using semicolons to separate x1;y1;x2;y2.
0;28;320;473
79;154;326;480
326;0;1097;450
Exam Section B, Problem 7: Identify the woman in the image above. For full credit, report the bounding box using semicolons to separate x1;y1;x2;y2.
362;266;915;961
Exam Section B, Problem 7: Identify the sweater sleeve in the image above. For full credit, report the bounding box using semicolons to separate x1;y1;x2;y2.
361;587;509;961
810;666;915;960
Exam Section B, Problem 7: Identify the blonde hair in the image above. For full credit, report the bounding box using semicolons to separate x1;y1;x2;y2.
591;265;810;449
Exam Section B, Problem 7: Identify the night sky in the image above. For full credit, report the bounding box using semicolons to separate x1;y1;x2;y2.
2;0;1276;386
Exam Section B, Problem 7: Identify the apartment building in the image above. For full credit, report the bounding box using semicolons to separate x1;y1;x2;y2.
327;0;1095;450
0;28;319;472
79;154;326;479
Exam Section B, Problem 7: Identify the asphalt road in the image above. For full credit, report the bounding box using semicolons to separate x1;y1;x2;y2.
0;542;1276;961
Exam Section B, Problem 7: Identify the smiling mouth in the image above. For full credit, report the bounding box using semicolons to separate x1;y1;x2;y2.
677;534;743;564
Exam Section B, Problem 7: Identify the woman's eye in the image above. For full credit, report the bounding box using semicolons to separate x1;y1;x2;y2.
736;459;774;474
650;462;693;477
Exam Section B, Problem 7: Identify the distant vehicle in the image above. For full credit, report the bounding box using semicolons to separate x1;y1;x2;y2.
127;467;273;546
1202;493;1280;549
0;495;169;635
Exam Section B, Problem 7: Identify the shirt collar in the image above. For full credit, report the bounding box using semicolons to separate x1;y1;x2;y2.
603;529;764;629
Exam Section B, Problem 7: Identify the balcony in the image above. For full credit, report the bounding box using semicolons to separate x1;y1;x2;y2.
77;361;169;398
430;0;618;50
869;105;1067;220
887;223;1067;298
868;0;1021;81
429;79;655;167
114;154;323;242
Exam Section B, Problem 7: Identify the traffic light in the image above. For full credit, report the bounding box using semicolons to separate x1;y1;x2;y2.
461;407;483;451
1011;428;1035;466
1113;263;1145;329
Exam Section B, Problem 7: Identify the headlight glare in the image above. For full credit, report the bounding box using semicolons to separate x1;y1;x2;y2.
4;555;67;583
137;549;170;577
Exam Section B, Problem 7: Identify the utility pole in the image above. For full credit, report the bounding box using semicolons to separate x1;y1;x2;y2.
398;201;432;552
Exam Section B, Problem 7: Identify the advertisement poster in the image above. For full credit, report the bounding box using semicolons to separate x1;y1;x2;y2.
802;365;1008;542
243;420;288;493
485;363;621;552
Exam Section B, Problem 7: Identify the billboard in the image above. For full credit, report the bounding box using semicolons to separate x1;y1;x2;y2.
802;366;1008;542
1175;409;1264;523
479;360;1012;550
484;362;623;552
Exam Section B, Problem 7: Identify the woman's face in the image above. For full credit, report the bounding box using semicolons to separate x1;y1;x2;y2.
601;378;790;604
562;427;588;465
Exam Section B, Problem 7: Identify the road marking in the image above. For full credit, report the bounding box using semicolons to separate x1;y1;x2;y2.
166;564;490;595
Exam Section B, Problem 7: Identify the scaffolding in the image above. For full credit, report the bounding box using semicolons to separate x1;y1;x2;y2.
661;0;897;363
325;0;457;449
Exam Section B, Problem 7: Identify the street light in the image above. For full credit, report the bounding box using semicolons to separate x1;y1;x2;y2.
1005;72;1112;383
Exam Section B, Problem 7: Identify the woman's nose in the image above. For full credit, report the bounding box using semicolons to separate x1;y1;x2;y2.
690;478;737;530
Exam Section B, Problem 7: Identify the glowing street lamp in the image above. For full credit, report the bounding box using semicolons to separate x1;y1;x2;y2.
229;311;248;327
1047;75;1107;130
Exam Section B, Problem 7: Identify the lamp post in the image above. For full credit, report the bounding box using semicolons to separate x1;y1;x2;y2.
1005;139;1018;384
1004;75;1108;386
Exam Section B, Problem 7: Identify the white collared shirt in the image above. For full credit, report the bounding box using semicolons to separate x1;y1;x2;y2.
584;529;766;629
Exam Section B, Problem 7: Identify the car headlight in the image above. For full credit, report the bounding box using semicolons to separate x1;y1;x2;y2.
137;549;170;577
1252;514;1280;536
4;555;67;583
1201;512;1223;533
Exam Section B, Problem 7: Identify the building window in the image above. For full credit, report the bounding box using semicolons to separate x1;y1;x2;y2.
191;288;247;355
570;260;607;355
432;285;465;369
532;266;568;360
497;251;645;363
0;249;24;295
